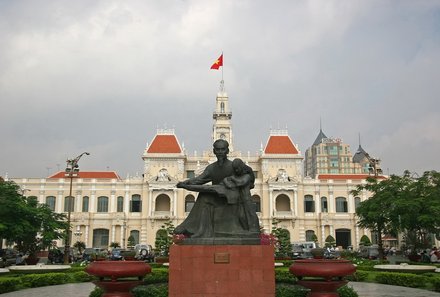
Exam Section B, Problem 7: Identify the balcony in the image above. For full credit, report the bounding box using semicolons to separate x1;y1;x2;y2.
273;210;295;219
152;211;172;219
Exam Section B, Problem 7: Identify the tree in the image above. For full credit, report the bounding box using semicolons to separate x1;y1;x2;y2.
325;235;336;248
359;235;371;246
127;235;136;248
391;171;440;254
109;242;120;249
0;181;68;258
351;174;407;259
73;241;86;254
154;218;175;257
271;219;291;258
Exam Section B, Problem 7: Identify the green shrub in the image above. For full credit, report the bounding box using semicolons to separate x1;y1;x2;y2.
148;263;168;269
20;272;69;288
375;272;426;288
133;284;168;297
275;284;308;297
0;277;19;294
66;266;86;273
338;285;359;297
89;286;104;297
276;260;294;267
431;278;440;292
143;269;168;284
275;269;297;283
346;271;368;282
71;271;95;282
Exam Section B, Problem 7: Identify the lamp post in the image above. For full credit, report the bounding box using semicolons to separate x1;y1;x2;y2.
64;152;89;264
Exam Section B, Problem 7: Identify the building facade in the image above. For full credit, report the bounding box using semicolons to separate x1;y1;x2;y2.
9;88;380;250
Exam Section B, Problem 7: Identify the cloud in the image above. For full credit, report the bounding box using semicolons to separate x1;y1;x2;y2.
1;0;439;177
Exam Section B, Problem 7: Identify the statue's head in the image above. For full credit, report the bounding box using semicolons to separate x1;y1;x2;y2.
213;139;229;160
232;158;245;175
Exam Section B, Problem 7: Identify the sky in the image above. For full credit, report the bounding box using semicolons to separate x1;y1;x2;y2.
1;0;440;178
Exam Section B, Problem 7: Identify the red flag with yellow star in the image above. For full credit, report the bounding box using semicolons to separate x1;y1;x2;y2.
210;54;223;70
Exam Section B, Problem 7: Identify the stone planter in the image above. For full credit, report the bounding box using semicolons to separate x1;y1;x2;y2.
86;261;151;297
290;259;356;297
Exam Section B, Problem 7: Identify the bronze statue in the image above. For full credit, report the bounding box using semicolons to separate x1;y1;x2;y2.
174;139;260;244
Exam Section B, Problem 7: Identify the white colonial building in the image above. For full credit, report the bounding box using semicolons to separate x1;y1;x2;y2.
8;87;383;250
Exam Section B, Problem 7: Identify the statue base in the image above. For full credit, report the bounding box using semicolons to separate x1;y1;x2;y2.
168;244;275;297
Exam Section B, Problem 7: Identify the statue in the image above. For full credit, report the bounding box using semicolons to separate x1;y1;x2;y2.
174;139;260;244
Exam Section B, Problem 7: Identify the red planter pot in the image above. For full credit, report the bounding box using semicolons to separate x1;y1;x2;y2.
86;261;152;297
290;259;356;297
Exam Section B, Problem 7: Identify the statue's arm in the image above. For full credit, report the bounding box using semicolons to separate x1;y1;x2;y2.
176;165;212;188
229;174;251;187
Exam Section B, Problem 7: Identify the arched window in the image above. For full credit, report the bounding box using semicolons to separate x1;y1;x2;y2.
185;195;195;213
93;228;109;248
97;196;109;213
354;197;361;210
46;196;56;211
252;195;261;213
336;197;348;213
321;197;328;212
130;194;141;212
275;194;291;211
304;195;315;212
130;230;140;245
117;196;124;212
221;102;225;112
306;230;316;242
64;196;74;212
82;196;89;212
155;194;170;211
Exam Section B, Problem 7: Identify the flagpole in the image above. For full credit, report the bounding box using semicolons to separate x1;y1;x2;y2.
222;51;224;82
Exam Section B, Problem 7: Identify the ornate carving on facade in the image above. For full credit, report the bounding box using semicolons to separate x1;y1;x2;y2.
156;168;171;182
177;159;184;175
144;160;150;176
262;160;269;176
276;169;290;182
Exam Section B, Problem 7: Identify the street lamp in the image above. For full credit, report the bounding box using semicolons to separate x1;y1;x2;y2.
64;152;89;264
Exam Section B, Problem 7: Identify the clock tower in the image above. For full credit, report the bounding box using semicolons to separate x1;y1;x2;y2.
212;81;234;151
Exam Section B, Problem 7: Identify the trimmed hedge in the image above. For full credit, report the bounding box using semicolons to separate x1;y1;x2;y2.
133;284;169;297
20;272;70;288
143;268;168;284
0;277;19;294
71;271;95;282
375;272;426;288
431;278;440;292
275;268;297;283
346;271;368;282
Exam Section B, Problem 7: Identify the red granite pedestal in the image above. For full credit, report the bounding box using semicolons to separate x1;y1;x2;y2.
169;245;275;297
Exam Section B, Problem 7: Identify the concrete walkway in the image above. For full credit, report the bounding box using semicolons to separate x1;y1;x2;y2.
1;282;440;297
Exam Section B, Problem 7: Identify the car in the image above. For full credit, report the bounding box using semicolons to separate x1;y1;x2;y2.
0;248;18;267
358;244;379;259
134;244;155;262
290;241;318;259
82;248;109;261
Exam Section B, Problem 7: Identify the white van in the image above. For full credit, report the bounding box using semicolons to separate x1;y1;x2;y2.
291;241;318;259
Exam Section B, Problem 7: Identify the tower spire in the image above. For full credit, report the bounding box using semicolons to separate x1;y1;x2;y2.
212;86;233;151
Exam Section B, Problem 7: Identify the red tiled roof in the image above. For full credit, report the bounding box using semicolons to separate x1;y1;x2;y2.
147;134;182;154
264;135;299;154
317;174;387;180
48;172;120;179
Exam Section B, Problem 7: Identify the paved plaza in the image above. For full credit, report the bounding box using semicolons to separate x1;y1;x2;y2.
1;282;440;297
